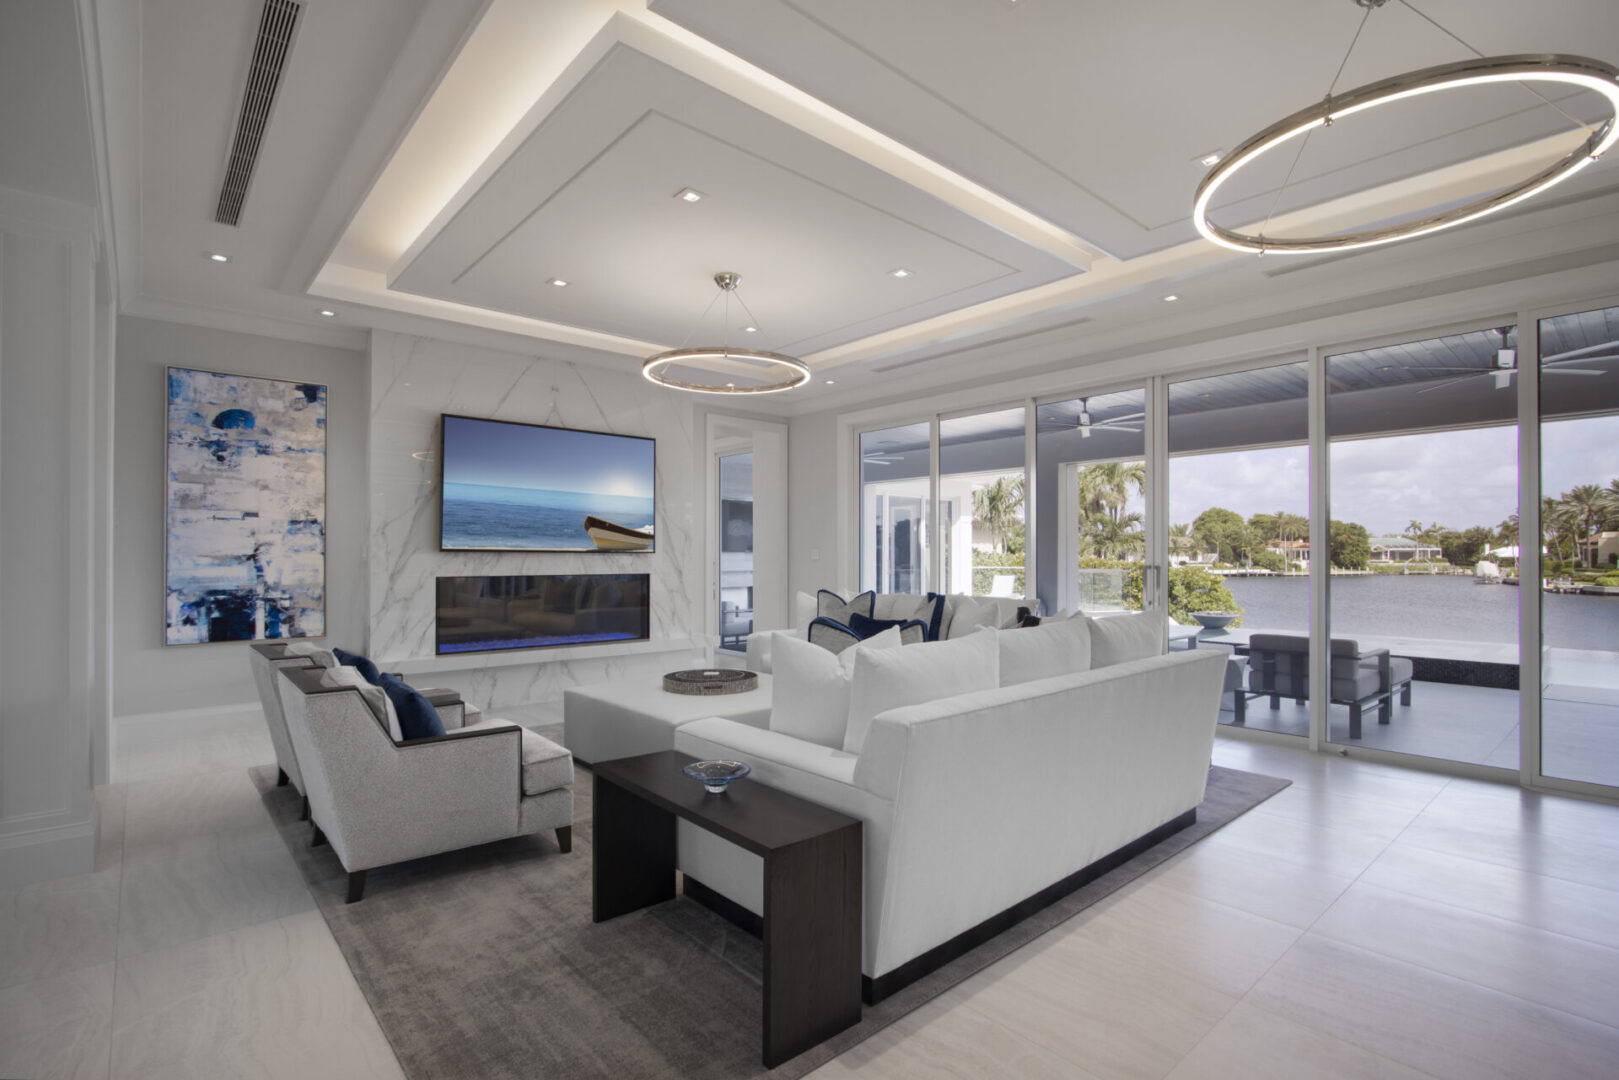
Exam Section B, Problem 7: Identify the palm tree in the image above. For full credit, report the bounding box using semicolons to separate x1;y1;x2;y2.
1404;519;1425;539
1274;511;1308;572
1563;484;1606;567
971;475;1025;554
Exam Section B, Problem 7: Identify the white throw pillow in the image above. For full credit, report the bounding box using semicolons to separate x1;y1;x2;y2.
844;631;1000;754
945;595;1008;639
1085;611;1166;668
996;617;1092;686
327;665;402;741
769;627;902;749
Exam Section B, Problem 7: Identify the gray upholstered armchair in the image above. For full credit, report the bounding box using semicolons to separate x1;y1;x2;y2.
248;642;479;821
1245;633;1414;739
276;666;574;902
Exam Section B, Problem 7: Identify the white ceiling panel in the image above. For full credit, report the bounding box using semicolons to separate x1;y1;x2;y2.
389;42;1079;354
652;0;1619;258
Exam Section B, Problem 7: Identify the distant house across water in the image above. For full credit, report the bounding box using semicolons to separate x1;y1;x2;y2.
1369;536;1443;563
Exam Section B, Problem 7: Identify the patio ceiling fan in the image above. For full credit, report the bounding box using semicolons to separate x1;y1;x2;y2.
1414;334;1615;395
1074;397;1144;438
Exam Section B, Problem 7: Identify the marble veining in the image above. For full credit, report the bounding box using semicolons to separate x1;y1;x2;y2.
367;332;704;710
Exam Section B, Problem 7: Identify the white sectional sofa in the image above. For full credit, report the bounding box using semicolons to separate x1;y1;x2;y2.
673;643;1228;1001
745;590;1030;673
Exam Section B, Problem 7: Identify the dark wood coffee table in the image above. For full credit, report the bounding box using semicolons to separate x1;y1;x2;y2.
591;750;862;1067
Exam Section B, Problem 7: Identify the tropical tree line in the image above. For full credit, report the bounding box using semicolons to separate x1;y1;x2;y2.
974;467;1619;570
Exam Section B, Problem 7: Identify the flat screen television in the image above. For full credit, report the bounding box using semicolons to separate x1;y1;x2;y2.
435;574;651;655
439;414;655;552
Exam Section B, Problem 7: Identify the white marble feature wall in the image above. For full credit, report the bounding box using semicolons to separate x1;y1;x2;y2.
368;331;705;710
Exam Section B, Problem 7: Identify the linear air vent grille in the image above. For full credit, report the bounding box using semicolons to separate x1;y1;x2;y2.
213;0;303;226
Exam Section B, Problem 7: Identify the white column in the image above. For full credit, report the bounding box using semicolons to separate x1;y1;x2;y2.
0;187;109;887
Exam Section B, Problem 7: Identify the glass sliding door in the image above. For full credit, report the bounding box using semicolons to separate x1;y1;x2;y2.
860;422;932;595
717;451;753;652
1034;389;1147;616
939;407;1027;598
1537;302;1619;789
1325;326;1520;765
1168;360;1310;735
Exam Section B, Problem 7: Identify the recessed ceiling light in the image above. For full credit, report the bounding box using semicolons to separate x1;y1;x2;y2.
1195;150;1224;168
824;379;836;385
741;325;758;333
318;309;336;317
889;268;912;278
547;278;568;287
207;252;230;263
674;187;704;203
1163;294;1179;302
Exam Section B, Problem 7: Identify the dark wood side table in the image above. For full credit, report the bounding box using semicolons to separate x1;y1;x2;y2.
592;750;862;1068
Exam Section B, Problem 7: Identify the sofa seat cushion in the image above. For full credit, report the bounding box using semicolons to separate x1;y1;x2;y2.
845;630;1000;754
772;627;902;749
1086;611;1166;668
518;728;573;795
996;617;1092;686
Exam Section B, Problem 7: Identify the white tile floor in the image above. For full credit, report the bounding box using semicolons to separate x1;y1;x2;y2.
6;709;1619;1079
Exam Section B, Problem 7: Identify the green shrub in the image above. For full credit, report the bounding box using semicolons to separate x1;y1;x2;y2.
970;552;1026;596
1068;560;1242;626
1248;551;1284;573
1596;574;1619;588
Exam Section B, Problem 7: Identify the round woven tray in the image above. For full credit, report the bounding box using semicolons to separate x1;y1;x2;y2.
662;668;759;696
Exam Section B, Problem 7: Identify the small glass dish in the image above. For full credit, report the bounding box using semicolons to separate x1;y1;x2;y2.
683;759;751;794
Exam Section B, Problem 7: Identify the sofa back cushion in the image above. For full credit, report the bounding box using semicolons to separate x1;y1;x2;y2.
1085;611;1166;668
844;631;1000;754
327;665;401;740
942;594;1023;639
996;618;1092;686
332;647;381;684
770;627;902;749
871;593;947;641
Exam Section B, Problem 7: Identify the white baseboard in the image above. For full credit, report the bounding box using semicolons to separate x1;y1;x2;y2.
0;819;95;889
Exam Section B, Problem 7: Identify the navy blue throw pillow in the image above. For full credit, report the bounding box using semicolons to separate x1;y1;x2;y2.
377;675;446;741
848;613;929;643
332;647;382;685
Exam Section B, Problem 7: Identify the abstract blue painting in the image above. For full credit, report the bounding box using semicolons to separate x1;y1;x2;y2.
165;367;327;645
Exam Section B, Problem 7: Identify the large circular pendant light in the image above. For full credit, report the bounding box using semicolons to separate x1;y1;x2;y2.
642;273;810;395
1193;2;1619;255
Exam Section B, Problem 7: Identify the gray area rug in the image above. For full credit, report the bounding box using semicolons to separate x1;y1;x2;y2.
254;747;1288;1079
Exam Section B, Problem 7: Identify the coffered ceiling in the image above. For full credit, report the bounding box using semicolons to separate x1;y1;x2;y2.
85;0;1619;412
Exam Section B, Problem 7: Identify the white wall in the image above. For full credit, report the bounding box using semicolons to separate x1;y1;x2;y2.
366;331;705;711
112;316;369;716
787;409;842;598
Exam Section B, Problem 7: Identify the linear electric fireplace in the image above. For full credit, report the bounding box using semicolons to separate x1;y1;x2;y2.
434;574;650;655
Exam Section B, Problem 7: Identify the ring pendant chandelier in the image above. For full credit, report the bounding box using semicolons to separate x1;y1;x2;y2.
1192;0;1619;255
642;272;810;395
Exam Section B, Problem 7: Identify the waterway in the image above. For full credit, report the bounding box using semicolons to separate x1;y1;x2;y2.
1222;573;1619;650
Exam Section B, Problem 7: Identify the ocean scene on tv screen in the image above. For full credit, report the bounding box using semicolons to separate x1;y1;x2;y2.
440;416;655;551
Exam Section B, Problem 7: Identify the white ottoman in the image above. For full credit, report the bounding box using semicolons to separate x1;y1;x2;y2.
563;673;773;765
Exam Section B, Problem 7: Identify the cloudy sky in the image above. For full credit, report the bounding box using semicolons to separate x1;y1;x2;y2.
1166;414;1619;536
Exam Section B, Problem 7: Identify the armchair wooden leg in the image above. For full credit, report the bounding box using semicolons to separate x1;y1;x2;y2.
276;767;289;787
1349;703;1363;740
556;826;572;853
299;795;309;821
345;870;367;904
312;823;327;847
